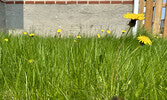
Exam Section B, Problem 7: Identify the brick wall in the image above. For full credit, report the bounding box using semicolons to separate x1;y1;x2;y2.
0;0;134;37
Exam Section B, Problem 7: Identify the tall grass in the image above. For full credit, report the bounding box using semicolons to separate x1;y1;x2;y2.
0;33;167;100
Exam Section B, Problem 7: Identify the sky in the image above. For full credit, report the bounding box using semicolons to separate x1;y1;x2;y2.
144;0;166;20
161;0;166;19
151;0;166;20
142;0;166;26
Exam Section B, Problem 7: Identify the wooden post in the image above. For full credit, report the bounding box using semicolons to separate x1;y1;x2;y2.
163;3;167;38
153;0;163;35
139;0;145;27
144;0;154;31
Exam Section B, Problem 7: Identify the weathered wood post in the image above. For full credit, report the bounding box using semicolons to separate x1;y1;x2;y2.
144;0;154;32
163;3;167;38
139;0;144;27
153;0;163;35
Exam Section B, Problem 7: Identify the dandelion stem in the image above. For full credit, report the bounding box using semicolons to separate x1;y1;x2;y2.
114;46;140;80
111;27;132;92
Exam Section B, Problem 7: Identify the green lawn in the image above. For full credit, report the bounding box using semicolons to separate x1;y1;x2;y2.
0;32;167;100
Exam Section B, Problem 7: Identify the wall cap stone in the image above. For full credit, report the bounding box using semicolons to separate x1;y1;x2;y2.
0;0;134;4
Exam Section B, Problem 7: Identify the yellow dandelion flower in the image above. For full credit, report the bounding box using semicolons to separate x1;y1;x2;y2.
74;40;77;42
106;30;111;34
97;34;100;38
29;59;34;63
101;29;104;32
137;35;152;46
124;13;145;20
29;33;35;37
122;30;126;33
77;35;81;39
4;38;8;42
124;13;145;27
24;32;27;35
154;35;159;39
57;29;61;33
